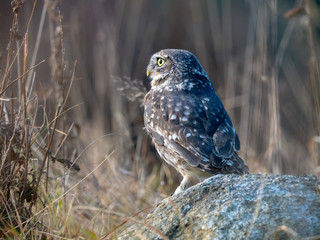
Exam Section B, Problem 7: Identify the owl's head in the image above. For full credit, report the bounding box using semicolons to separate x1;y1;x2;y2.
146;49;207;87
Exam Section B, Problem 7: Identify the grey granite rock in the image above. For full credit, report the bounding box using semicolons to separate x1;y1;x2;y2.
119;174;320;240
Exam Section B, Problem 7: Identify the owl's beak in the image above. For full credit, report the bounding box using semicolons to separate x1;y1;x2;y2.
146;69;151;77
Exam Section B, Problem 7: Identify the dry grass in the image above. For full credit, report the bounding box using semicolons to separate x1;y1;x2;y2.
0;0;319;239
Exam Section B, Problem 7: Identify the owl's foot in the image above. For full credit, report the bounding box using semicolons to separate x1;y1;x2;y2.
174;176;191;195
174;186;184;195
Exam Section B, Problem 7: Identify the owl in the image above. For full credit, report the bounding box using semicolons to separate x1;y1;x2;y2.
144;49;249;194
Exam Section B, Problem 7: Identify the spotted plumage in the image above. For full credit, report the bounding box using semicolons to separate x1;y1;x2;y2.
144;49;249;194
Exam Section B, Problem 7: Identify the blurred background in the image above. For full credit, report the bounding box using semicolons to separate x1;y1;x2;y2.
0;0;319;237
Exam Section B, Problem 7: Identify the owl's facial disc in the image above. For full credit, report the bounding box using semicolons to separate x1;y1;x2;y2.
147;54;171;87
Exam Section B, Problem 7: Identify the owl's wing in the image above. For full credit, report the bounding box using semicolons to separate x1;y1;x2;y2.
144;87;240;169
144;90;207;167
176;91;240;168
144;92;165;146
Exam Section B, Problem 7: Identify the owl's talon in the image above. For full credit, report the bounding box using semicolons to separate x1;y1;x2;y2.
174;186;183;195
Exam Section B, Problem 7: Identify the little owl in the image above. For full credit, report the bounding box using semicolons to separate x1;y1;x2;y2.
144;49;249;194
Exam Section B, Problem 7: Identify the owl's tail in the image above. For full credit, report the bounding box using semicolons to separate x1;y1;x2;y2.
222;152;249;175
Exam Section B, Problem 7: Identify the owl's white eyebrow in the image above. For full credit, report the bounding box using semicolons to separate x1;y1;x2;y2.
157;54;168;59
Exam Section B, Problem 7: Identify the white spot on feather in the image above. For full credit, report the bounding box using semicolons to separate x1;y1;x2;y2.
166;86;173;91
187;83;195;90
177;83;185;90
202;158;210;163
156;126;162;135
226;161;233;166
182;116;188;122
172;133;180;141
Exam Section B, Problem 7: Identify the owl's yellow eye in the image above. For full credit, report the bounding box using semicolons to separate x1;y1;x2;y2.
157;58;165;66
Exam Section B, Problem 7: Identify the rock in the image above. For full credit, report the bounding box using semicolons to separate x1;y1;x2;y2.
119;174;320;240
